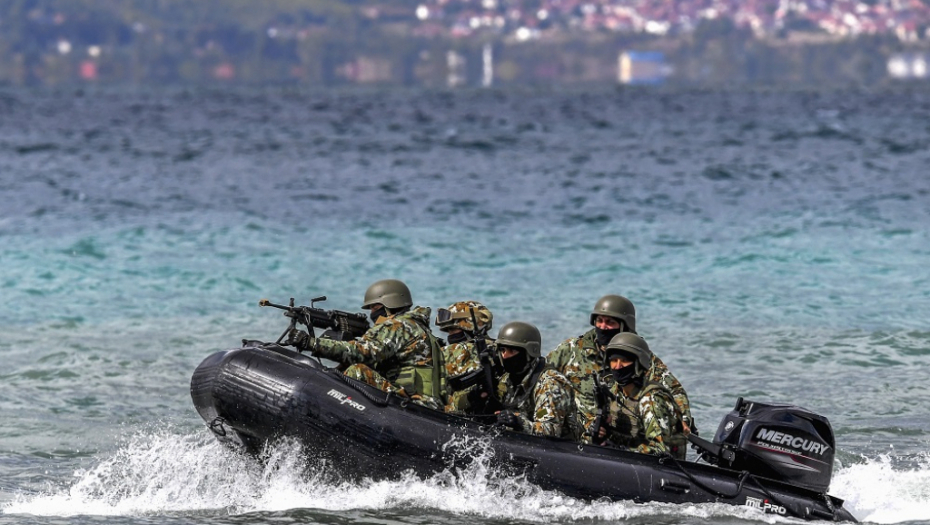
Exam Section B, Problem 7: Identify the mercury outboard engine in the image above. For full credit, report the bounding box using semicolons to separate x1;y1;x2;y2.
690;398;835;493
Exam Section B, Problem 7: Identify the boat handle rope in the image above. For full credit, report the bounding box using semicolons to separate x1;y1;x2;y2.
661;454;749;499
663;454;821;520
332;369;395;407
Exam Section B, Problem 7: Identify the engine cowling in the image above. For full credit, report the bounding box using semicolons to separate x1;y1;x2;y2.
710;398;835;493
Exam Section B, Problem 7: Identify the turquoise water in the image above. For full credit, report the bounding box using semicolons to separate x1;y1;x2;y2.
1;86;929;524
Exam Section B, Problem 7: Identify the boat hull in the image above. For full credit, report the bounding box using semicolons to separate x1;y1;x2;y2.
190;344;856;522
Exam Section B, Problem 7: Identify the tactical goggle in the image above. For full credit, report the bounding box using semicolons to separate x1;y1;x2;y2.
436;308;472;325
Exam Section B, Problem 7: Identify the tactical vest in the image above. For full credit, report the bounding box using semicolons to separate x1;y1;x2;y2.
393;317;445;401
500;360;584;441
500;360;550;410
610;382;687;459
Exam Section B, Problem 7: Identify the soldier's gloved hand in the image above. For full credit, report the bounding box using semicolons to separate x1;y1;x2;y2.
495;410;523;431
466;386;489;411
287;329;315;352
687;420;697;436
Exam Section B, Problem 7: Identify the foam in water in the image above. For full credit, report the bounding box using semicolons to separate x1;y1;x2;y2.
832;453;930;523
3;427;930;523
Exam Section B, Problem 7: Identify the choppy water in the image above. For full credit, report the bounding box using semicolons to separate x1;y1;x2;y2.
2;85;930;525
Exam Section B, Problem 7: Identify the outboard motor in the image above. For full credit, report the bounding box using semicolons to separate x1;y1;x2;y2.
691;398;835;493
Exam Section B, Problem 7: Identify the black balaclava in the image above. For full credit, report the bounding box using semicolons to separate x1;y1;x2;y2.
595;326;624;347
611;364;638;386
501;347;530;380
606;348;641;386
369;305;386;323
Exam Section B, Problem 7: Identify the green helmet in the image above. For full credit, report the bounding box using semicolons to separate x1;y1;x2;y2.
436;300;493;333
590;294;636;333
604;332;652;376
496;321;542;358
361;279;412;310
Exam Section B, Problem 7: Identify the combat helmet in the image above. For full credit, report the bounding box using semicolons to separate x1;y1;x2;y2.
362;279;412;310
604;332;653;376
590;294;636;333
496;321;542;359
436;301;493;334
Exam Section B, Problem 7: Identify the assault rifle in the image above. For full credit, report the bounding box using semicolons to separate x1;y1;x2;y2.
445;309;502;414
586;372;614;445
259;296;369;344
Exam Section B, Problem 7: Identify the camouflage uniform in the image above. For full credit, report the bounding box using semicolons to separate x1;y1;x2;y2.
435;300;495;415
312;305;443;408
605;381;686;458
496;363;575;438
442;338;488;414
341;364;395;391
546;328;694;438
444;339;483;377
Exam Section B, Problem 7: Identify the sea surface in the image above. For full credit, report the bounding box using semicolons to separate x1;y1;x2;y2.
1;85;929;525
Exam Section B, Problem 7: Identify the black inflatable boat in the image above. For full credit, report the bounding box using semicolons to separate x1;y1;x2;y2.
190;342;857;522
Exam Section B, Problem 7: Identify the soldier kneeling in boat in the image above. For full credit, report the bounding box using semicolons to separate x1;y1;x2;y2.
490;321;580;439
289;279;445;409
591;333;688;459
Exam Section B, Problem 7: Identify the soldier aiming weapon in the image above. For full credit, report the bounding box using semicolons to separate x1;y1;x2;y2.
259;295;369;349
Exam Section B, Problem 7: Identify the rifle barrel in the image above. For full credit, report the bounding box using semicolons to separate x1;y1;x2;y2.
259;299;292;310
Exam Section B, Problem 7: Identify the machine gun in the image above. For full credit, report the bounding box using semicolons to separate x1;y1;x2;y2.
259;296;370;345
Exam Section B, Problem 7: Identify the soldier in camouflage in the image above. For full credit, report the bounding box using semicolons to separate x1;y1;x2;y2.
492;321;577;439
595;333;687;459
435;300;497;414
290;279;444;409
546;295;694;440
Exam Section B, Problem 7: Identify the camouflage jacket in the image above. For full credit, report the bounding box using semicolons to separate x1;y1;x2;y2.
442;337;486;414
313;306;437;383
443;338;488;377
497;363;575;439
546;328;694;432
606;381;686;458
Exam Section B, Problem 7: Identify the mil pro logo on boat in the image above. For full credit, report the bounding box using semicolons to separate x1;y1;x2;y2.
327;389;367;411
745;496;787;515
